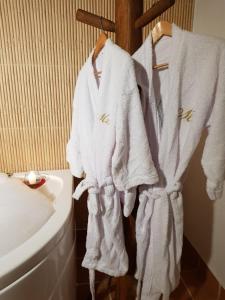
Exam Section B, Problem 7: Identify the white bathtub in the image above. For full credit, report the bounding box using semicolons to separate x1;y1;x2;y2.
0;170;76;300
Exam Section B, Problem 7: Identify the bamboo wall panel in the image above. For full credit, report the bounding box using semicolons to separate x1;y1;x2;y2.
143;0;195;37
0;0;194;172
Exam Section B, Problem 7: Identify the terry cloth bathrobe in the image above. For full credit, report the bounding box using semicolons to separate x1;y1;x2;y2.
67;39;158;298
133;24;225;300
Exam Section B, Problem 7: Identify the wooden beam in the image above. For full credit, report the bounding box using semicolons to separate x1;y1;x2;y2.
115;0;143;54
76;9;116;32
135;0;175;29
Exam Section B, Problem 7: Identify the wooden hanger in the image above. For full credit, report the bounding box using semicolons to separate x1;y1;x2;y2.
152;20;172;70
92;16;108;63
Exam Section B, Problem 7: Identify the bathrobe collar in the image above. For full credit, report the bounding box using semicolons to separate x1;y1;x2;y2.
87;38;113;114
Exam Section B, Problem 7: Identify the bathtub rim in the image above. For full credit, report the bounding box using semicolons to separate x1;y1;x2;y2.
0;169;73;291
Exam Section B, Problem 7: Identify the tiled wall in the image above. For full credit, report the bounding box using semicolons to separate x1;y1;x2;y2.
0;0;194;173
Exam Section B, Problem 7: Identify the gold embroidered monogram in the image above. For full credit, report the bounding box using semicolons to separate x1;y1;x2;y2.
99;113;110;124
178;107;194;122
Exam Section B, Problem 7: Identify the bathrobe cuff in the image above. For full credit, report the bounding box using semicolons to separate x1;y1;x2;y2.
115;173;158;192
68;162;84;178
66;149;84;178
66;150;84;178
206;179;224;200
125;174;159;190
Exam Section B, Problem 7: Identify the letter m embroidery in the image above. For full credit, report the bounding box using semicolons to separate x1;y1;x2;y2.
178;108;194;122
99;113;110;124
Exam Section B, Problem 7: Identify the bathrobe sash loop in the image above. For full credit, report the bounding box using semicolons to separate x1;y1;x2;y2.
73;176;115;214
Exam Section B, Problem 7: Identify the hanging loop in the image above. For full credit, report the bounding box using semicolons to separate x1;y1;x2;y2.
99;16;104;32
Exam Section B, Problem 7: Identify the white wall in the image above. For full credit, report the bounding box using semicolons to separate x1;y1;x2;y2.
183;0;225;288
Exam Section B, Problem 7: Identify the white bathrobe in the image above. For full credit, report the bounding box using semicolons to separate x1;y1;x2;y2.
133;24;225;300
67;39;158;298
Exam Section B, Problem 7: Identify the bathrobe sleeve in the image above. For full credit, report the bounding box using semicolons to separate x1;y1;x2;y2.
66;72;84;178
201;49;225;200
112;59;158;193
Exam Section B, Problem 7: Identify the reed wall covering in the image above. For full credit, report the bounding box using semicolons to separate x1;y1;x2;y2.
0;0;194;172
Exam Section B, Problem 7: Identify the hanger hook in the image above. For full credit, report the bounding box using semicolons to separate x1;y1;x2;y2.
99;16;104;32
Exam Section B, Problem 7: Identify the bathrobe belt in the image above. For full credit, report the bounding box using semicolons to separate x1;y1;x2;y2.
72;176;116;300
136;182;182;300
73;176;137;217
72;176;115;215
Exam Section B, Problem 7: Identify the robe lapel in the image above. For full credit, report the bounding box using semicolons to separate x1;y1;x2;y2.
87;39;112;116
86;39;115;183
87;52;98;116
157;24;185;183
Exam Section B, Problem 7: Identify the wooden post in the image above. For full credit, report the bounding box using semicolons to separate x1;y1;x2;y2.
114;3;144;296
76;9;116;32
135;0;175;29
115;0;143;54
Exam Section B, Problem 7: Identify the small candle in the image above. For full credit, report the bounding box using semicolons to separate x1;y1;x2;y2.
27;171;37;185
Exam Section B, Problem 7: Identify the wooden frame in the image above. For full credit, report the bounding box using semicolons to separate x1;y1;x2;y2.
76;0;175;53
